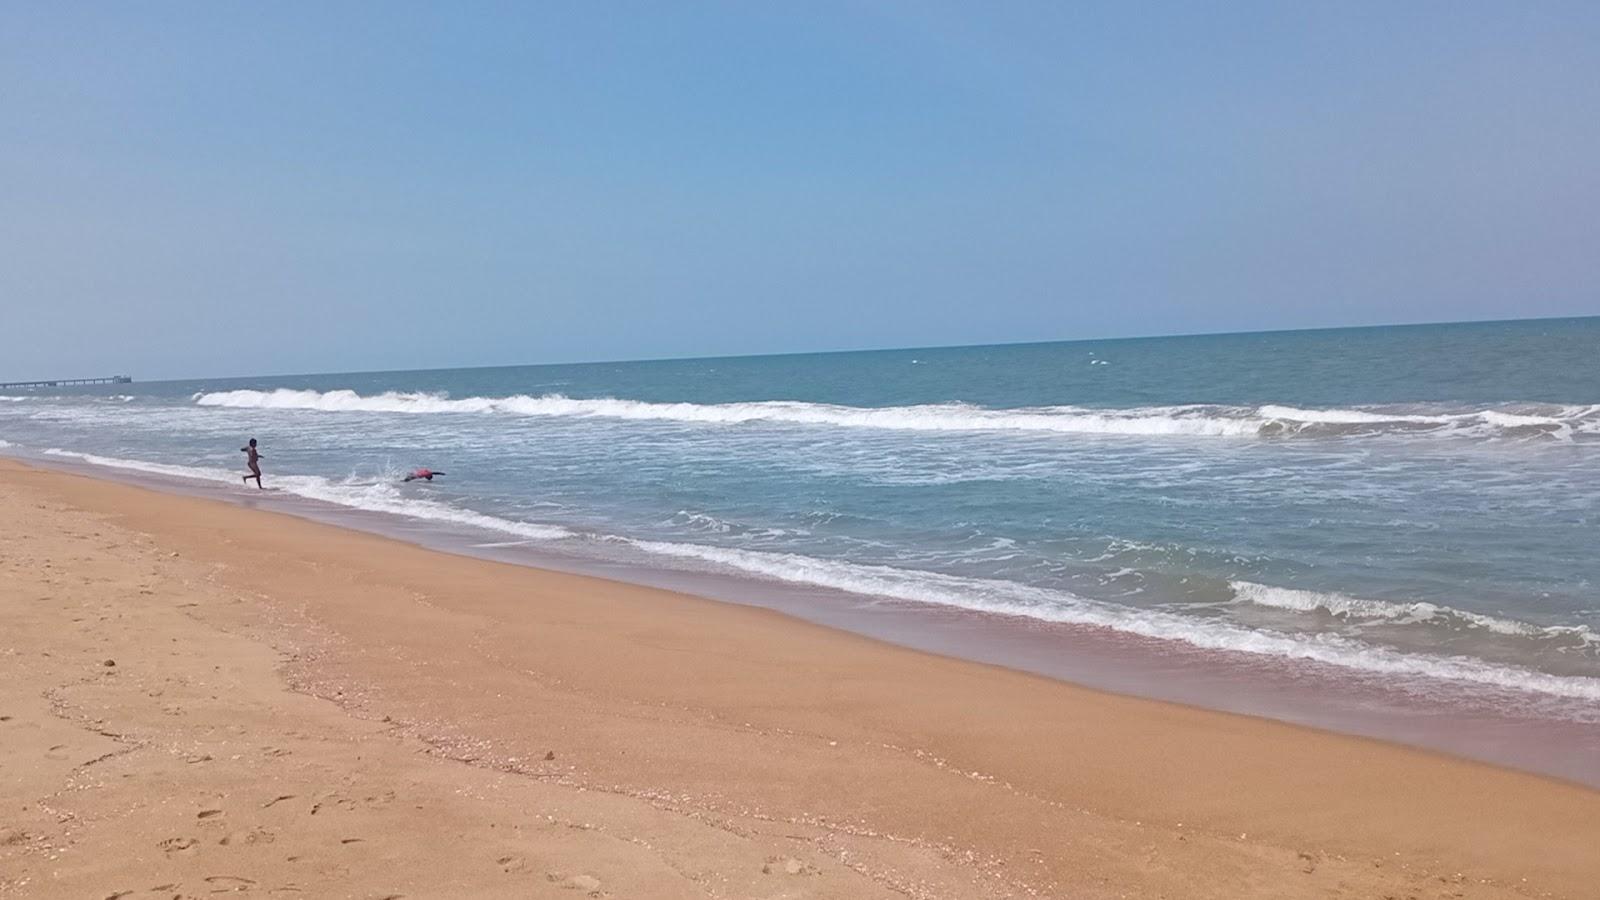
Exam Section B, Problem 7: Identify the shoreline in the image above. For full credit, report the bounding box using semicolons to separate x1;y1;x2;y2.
3;457;1599;898
13;448;1600;788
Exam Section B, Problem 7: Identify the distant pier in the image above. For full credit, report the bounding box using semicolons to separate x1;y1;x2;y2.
0;375;132;389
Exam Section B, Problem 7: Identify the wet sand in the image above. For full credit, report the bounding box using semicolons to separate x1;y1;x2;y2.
2;457;1597;899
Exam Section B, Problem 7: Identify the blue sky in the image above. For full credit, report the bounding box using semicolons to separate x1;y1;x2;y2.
3;2;1596;380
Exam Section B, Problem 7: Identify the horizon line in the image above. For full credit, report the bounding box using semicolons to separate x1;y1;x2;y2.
60;311;1600;386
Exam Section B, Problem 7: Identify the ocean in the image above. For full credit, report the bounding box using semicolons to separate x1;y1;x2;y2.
5;317;1598;778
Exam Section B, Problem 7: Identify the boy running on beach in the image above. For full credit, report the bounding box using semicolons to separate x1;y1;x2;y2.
241;438;264;488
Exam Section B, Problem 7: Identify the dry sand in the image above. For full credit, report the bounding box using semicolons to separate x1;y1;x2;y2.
1;457;1596;899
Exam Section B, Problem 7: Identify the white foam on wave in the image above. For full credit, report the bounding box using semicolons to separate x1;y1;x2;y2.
193;389;1267;435
39;449;571;542
191;389;1600;440
1230;581;1599;646
620;540;1600;704
1256;405;1447;425
668;510;735;533
42;449;247;484
31;447;1600;708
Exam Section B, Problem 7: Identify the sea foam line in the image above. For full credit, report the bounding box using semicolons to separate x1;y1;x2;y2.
192;389;1600;440
32;447;1600;708
1230;581;1599;647
616;539;1600;704
39;449;571;542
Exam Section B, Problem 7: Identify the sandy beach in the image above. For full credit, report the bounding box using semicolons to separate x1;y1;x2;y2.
2;457;1596;900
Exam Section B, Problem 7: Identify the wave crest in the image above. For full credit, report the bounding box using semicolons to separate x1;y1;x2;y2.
192;389;1600;440
1231;581;1598;648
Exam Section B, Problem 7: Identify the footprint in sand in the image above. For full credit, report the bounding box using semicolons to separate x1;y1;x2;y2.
547;872;604;895
203;875;256;892
762;856;819;876
197;809;224;820
310;793;360;815
362;790;396;807
159;837;199;854
497;854;527;873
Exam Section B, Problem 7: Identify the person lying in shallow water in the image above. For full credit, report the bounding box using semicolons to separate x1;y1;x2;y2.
403;468;445;483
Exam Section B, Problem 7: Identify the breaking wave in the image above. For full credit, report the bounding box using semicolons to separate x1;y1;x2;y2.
192;389;1600;441
608;541;1600;705
1231;581;1599;649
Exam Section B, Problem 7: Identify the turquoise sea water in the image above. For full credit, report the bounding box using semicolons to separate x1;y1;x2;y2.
4;317;1598;735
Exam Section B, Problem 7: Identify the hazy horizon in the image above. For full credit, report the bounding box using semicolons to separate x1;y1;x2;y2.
1;311;1582;387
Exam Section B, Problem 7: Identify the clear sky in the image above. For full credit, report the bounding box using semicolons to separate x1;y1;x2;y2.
3;2;1597;380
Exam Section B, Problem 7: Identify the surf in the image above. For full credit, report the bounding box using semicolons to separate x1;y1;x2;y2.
1229;581;1600;650
22;446;1600;712
191;389;1600;441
